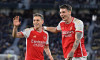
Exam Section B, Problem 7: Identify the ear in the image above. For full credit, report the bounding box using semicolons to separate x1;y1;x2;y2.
42;20;44;24
69;11;71;15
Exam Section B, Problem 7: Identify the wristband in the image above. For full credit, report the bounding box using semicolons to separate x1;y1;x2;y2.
44;26;47;30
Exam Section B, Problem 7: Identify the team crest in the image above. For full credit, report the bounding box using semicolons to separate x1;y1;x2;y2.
43;36;46;40
33;35;36;38
70;26;72;30
62;27;64;30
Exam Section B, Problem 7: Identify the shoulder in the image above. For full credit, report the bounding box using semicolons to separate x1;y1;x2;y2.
58;20;65;26
59;20;65;24
43;30;48;35
24;27;34;31
73;18;83;25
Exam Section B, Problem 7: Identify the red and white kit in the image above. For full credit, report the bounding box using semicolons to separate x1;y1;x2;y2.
21;28;49;60
57;17;87;58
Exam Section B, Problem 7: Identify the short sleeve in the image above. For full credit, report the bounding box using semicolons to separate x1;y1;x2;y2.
21;28;31;38
56;23;61;31
45;32;49;45
56;21;64;31
75;20;84;32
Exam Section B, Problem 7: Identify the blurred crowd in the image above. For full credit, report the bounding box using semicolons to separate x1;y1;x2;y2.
0;0;21;3
0;0;100;5
0;14;13;53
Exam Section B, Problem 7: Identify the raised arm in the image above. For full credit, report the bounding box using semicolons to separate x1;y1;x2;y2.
44;46;53;60
12;16;24;38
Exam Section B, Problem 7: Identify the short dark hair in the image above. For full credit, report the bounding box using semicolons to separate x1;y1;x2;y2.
59;4;72;11
33;13;44;20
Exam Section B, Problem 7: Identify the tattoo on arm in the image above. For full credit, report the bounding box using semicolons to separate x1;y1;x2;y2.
68;52;74;57
68;32;82;57
73;32;82;49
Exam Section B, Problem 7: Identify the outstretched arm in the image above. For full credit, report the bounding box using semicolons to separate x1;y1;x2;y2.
67;32;82;59
44;26;59;33
44;46;53;60
44;21;62;33
12;16;24;38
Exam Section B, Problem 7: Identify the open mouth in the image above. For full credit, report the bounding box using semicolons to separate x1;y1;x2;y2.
34;24;39;26
62;17;64;19
61;16;65;19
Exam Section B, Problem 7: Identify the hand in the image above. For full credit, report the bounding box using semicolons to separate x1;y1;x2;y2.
49;56;54;60
67;51;74;60
13;16;21;27
67;57;72;60
43;26;47;30
65;58;72;60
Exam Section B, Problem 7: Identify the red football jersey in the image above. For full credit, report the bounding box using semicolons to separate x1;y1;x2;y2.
21;28;49;60
56;17;87;58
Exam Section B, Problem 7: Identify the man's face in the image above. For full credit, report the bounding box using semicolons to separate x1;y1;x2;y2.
33;16;44;29
60;8;71;21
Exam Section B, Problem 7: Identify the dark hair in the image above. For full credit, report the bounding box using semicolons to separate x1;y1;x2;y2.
59;4;72;11
33;13;44;20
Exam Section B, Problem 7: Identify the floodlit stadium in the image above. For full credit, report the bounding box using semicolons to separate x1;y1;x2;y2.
0;0;100;60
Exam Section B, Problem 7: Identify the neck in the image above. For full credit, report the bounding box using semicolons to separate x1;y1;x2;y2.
34;27;42;32
65;16;72;24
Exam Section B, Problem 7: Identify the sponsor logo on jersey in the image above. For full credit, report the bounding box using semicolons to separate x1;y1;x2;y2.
62;31;74;37
31;39;46;47
62;27;64;30
62;31;74;34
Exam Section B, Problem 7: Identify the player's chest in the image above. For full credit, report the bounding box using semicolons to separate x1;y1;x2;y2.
28;32;47;41
28;32;47;47
60;23;75;31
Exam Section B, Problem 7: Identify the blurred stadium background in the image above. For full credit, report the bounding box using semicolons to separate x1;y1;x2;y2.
0;0;100;60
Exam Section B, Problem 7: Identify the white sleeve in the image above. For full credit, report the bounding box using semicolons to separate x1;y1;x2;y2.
21;28;31;38
56;22;61;31
75;20;84;32
46;32;49;44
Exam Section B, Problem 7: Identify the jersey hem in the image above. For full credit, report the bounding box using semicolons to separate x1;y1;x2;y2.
75;31;82;33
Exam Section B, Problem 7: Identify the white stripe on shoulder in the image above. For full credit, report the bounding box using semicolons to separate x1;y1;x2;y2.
43;30;49;44
43;30;48;35
24;27;34;31
73;18;83;24
59;20;65;23
56;20;64;31
30;27;34;31
22;27;34;38
73;18;84;33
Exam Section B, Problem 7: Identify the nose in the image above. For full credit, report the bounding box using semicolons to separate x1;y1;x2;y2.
33;20;38;23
